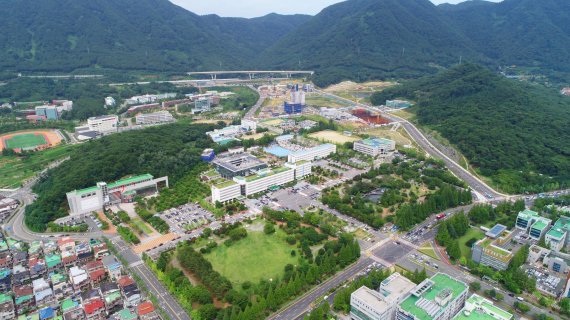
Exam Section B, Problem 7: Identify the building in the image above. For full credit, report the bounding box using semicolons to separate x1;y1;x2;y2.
192;98;211;114
515;209;552;240
65;174;169;216
471;231;514;271
0;196;18;221
545;217;570;251
453;294;512;320
102;256;122;281
0;293;15;320
35;100;73;120
386;100;412;109
137;301;159;320
206;122;256;144
241;119;257;132
201;149;215;162
288;144;336;163
211;162;312;203
284;84;306;114
105;97;116;107
211;181;242;204
126;93;176;105
212;153;267;179
87;115;119;134
354;138;396;157
135;111;175;125
350;273;416;320
61;299;84;320
234;166;295;196
396;273;468;320
118;276;141;307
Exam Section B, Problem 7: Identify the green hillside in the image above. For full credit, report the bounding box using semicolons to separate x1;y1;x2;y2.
371;64;570;193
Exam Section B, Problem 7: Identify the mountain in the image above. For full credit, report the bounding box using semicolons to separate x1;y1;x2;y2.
370;64;570;193
440;0;570;78
260;0;570;85
0;0;309;72
259;0;482;85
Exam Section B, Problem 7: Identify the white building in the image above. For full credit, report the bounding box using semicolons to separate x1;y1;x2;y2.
87;115;118;134
126;93;176;105
241;119;257;132
211;162;312;203
287;144;336;163
135;111;175;125
235;167;295;196
350;273;415;320
104;97;116;107
211;181;242;203
354;138;396;157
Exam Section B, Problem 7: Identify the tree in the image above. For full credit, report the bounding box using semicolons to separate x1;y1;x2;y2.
469;282;481;292
514;301;530;313
436;221;451;246
560;298;570;316
446;240;461;260
264;223;276;235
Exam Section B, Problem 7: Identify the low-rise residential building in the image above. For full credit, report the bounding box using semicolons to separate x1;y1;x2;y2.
350;273;416;320
396;273;468;320
45;253;62;271
70;266;90;292
51;272;72;302
101;282;122;313
118;276;141;307
83;298;105;320
61;298;84;320
13;264;30;286
0;293;15;320
29;257;46;279
453;294;513;320
110;308;137;320
0;269;11;292
0;196;18;221
137;301;159;320
14;284;34;315
354;137;396;157
471;231;514;271
33;278;54;307
102;256;122;281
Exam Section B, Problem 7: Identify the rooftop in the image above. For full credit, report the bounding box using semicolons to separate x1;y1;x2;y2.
453;294;512;320
212;153;266;173
358;137;395;147
289;143;335;157
547;227;566;240
74;174;154;195
236;166;293;183
399;273;467;320
213;179;238;189
518;209;540;220
531;220;550;231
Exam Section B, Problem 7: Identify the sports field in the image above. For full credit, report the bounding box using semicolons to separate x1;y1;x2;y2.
309;130;360;144
204;228;296;287
0;129;62;152
5;134;47;150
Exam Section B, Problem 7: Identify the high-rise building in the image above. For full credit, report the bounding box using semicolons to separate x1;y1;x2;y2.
284;84;306;114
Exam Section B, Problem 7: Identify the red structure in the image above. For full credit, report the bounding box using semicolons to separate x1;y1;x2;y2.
351;108;391;125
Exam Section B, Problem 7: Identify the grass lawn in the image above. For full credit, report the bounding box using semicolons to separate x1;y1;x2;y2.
418;243;440;260
0;144;74;188
457;228;485;258
131;218;153;235
204;229;297;287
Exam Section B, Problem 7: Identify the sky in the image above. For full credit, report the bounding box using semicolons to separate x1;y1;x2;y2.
170;0;501;18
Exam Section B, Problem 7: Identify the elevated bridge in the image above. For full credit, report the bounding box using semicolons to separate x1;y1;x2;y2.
187;70;314;80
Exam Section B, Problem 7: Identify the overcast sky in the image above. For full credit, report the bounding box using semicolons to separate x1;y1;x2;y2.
170;0;501;18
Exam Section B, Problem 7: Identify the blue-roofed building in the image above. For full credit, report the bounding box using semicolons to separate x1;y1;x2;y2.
0;268;11;292
288;144;336;163
39;306;55;320
102;256;122;281
264;145;292;158
486;224;507;239
201;149;215;162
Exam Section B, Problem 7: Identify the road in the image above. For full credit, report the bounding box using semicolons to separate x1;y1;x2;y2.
243;85;266;120
313;89;506;202
111;236;191;320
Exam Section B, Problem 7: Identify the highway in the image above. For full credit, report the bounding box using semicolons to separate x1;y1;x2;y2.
244;85;267;120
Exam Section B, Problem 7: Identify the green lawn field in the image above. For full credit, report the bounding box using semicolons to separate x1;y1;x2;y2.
458;228;486;258
204;229;297;287
0;144;73;189
5;133;47;149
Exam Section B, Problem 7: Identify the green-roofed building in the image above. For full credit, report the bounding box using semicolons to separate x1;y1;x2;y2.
65;174;168;216
515;209;552;240
471;230;514;271
45;254;62;270
18;312;39;320
115;308;137;320
516;209;540;230
453;294;512;320
545;217;570;251
0;293;15;319
396;273;468;320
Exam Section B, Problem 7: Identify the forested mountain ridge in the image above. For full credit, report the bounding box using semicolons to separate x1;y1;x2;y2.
370;64;570;194
0;0;309;72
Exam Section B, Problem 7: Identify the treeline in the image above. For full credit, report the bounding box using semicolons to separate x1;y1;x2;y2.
134;202;169;234
0;119;74;135
177;244;233;299
117;226;140;244
435;213;470;260
25;123;215;231
395;186;472;230
371;64;570;193
468;200;525;229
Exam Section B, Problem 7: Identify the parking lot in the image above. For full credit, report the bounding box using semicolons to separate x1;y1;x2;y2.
160;203;215;234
